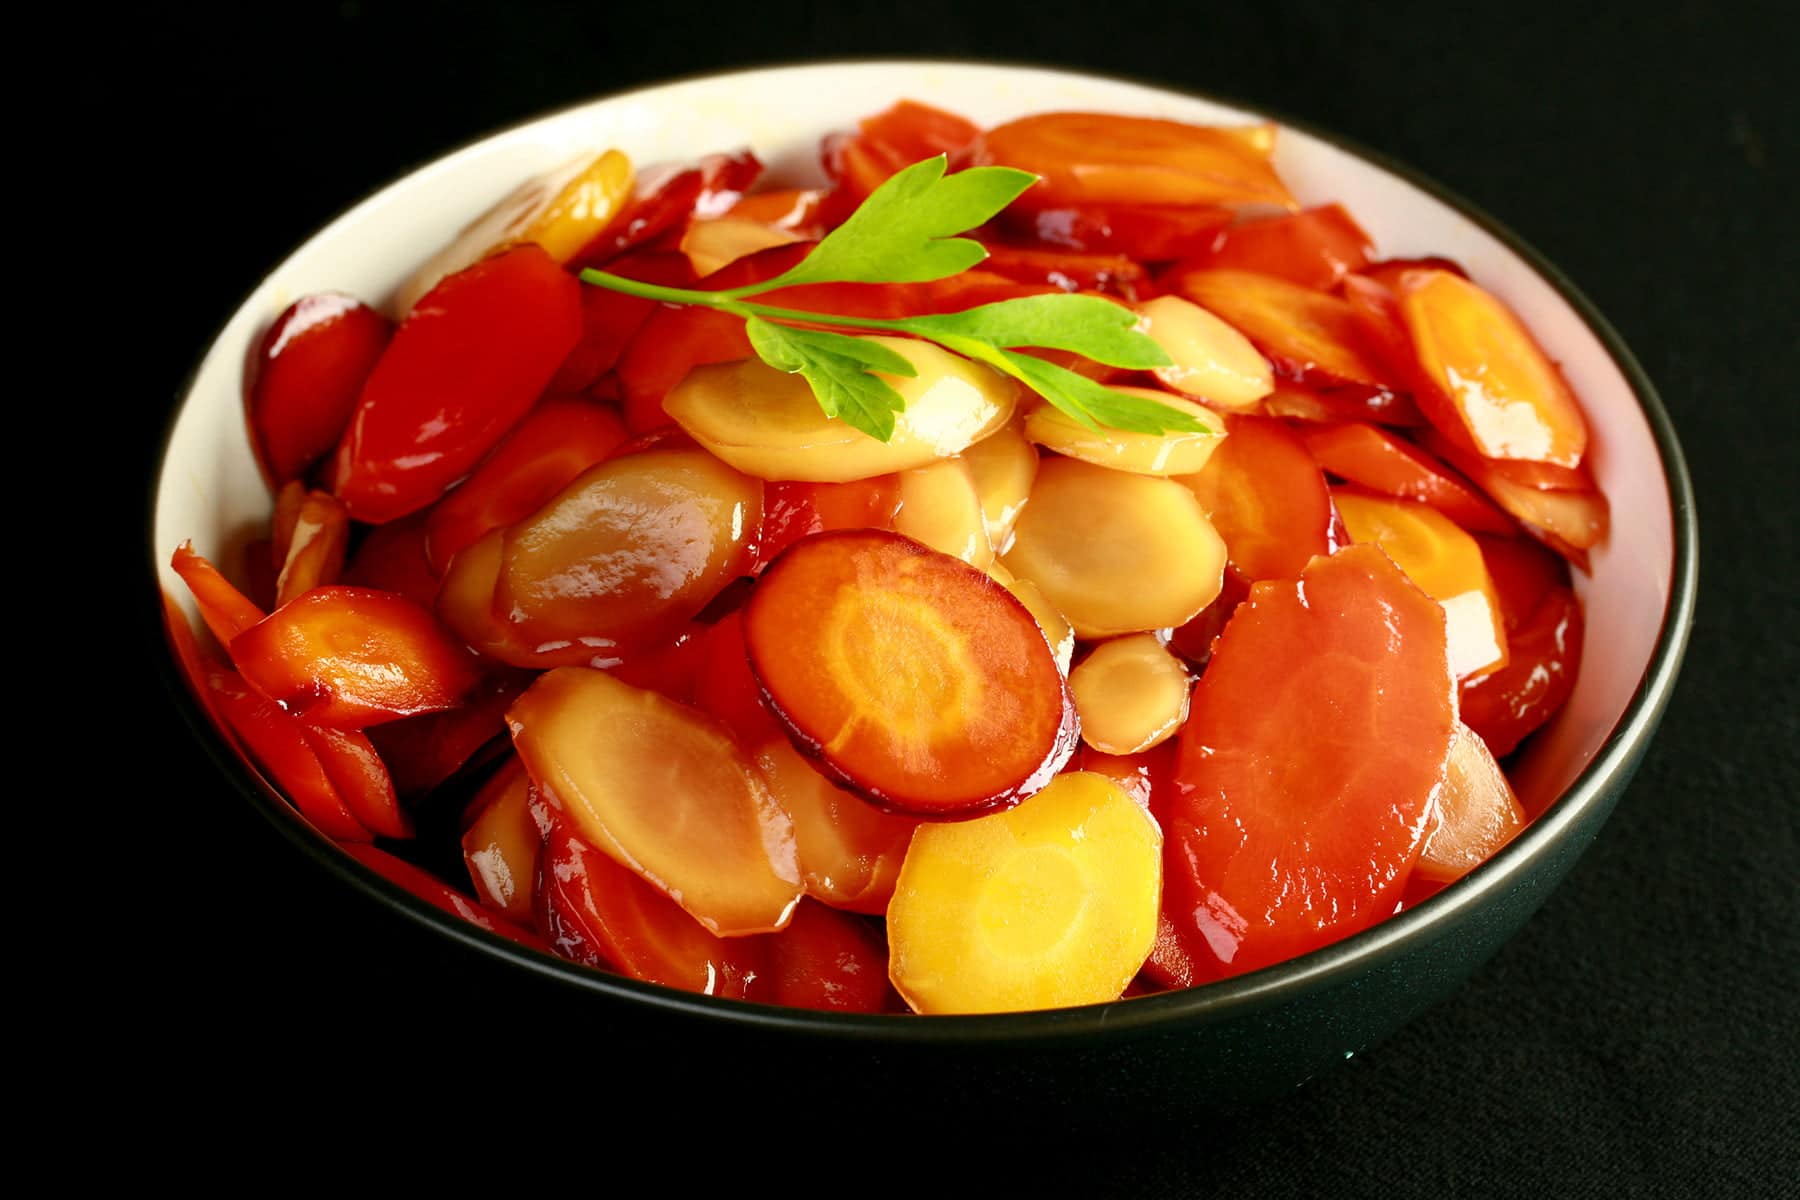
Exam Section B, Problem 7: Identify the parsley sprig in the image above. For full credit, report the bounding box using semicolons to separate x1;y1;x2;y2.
579;155;1205;443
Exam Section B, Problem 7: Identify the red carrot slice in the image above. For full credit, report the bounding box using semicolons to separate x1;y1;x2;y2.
340;842;545;950
745;530;1076;818
533;818;762;996
332;244;582;523
204;667;372;842
759;899;901;1013
247;293;392;486
171;542;266;646
424;395;628;571
1192;205;1374;291
1301;422;1514;535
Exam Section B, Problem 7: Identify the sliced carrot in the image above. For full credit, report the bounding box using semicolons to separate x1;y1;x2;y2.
1075;740;1176;817
752;737;918;915
246;293;392;486
171;542;266;646
1459;582;1583;759
203;667;371;842
571;150;762;269
366;672;528;798
1333;490;1510;679
546;251;694;395
760;899;901;1013
342;512;440;610
495;447;762;656
753;475;903;571
1024;391;1227;477
958;423;1038;551
893;458;993;566
1172;268;1394;396
1004;456;1225;638
231;586;481;728
746;530;1076;818
689;612;785;749
973;112;1298;211
1178;416;1337;582
1068;634;1192;755
302;726;410;839
1192;204;1374;291
534;818;763;995
274;489;350;606
1396;268;1589;467
887;771;1163;1014
462;759;541;921
1300;421;1514;535
509;667;801;936
1258;382;1425;428
1137;294;1274;410
1475;533;1570;626
974;243;1148;296
1416;723;1527;883
725;187;825;233
1420;429;1610;563
1001;200;1233;261
425;395;629;571
1166;544;1456;981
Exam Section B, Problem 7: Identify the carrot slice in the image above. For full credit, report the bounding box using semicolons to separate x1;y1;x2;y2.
746;530;1076;818
462;760;542;921
1001;200;1233;261
761;899;901;1013
689;612;785;749
973;112;1298;211
342;513;440;610
534;818;763;996
509;667;802;936
1333;490;1510;679
1396;268;1588;466
753;475;903;571
1166;544;1456;981
274;489;350;606
332;244;583;523
246;293;392;486
1004;457;1226;638
1178;416;1337;582
1420;429;1610;562
1068;634;1192;755
367;672;528;797
495;447;762;656
1416;723;1527;883
231;586;481;728
1137;295;1275;410
752;737;918;915
887;771;1163;1014
974;244;1148;296
203;667;372;842
425;395;629;571
1259;383;1425;428
1300;421;1514;535
1192;204;1374;291
171;542;266;647
1025;391;1227;477
1459;582;1583;759
1172;268;1394;396
302;726;411;839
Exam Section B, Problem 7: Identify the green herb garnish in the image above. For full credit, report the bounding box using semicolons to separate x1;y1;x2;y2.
579;155;1206;443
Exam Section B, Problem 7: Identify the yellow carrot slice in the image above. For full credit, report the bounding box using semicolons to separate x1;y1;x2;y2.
887;771;1162;1014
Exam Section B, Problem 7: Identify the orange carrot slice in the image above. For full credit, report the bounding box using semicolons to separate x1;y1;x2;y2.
745;530;1076;818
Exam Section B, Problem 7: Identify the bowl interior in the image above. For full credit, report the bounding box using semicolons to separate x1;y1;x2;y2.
153;60;1679;962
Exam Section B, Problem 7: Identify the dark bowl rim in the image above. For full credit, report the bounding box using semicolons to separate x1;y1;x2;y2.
147;55;1699;1047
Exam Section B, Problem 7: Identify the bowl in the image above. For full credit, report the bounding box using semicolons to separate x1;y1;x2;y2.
149;60;1697;1110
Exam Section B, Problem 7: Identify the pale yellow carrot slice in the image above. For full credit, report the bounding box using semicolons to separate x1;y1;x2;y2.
1002;457;1225;638
508;667;802;936
1069;634;1192;755
665;338;1017;482
1024;391;1227;476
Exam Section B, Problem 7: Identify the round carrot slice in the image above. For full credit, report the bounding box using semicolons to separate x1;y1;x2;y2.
744;530;1077;818
1166;544;1456;982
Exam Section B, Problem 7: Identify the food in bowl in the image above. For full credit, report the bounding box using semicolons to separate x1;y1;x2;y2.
163;97;1612;1016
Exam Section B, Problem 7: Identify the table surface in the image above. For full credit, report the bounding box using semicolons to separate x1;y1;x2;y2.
115;0;1795;1187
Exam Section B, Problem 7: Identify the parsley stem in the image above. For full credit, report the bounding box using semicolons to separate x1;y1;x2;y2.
580;268;917;335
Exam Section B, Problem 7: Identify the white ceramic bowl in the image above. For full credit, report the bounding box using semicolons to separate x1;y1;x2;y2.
150;60;1696;1104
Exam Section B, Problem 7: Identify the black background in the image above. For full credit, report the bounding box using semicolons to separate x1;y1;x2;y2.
114;0;1795;1189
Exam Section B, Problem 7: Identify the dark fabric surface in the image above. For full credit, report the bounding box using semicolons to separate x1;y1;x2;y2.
112;0;1794;1187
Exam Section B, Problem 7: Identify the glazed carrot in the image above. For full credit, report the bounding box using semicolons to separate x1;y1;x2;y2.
1179;416;1337;582
171;542;266;646
746;530;1076;817
1165;545;1456;981
231;587;481;728
1416;723;1527;883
